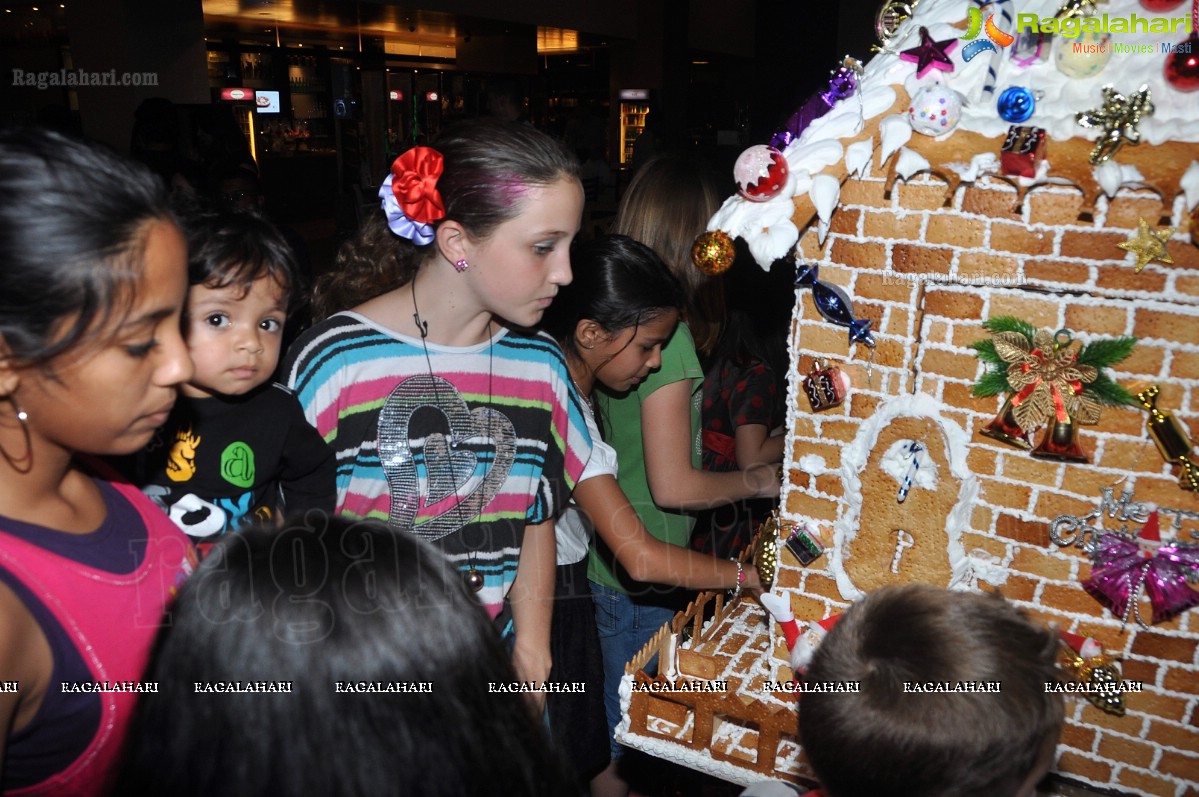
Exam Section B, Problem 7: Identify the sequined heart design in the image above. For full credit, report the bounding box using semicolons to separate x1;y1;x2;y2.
378;374;516;540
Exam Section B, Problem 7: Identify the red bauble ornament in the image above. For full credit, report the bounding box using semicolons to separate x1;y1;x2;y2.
1139;0;1186;9
1164;33;1199;91
733;145;790;202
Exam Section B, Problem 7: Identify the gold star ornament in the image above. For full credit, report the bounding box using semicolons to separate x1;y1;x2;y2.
1117;217;1174;272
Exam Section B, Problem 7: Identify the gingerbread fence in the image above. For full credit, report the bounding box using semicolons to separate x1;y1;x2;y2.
621;588;804;779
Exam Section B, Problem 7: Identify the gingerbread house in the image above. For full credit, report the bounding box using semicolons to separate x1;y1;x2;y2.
619;0;1199;793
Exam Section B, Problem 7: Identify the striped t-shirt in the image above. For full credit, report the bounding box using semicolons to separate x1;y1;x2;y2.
283;312;592;619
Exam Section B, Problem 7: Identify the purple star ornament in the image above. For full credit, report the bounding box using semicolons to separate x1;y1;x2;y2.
901;27;958;79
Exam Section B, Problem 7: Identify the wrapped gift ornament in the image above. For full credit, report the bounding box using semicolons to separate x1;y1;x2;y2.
1000;125;1047;178
803;359;850;412
778;519;825;567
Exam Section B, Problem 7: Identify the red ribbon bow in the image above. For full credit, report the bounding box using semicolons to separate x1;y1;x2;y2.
1010;349;1083;423
390;147;446;225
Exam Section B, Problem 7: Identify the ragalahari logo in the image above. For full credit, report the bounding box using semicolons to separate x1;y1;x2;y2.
961;6;1015;61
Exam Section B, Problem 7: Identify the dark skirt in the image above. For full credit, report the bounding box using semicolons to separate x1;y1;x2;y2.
547;558;610;787
691;496;779;559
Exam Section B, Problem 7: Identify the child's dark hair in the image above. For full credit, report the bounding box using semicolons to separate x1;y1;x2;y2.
799;584;1063;797
0;126;172;368
311;118;580;321
542;234;684;361
174;199;295;300
119;514;575;797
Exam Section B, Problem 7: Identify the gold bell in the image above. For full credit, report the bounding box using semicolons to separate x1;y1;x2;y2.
979;397;1033;450
1031;414;1089;463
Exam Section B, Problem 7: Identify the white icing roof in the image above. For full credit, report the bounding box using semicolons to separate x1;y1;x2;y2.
712;0;1199;268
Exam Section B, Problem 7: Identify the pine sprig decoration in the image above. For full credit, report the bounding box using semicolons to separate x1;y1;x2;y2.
1076;335;1137;407
969;338;1003;366
981;315;1038;341
969;318;1139;420
1076;336;1137;370
970;317;1038;396
1087;371;1136;407
972;370;1011;398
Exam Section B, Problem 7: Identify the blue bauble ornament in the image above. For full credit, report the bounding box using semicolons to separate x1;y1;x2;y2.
795;265;876;348
997;87;1037;123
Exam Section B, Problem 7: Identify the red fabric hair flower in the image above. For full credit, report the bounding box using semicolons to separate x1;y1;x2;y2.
390;146;445;225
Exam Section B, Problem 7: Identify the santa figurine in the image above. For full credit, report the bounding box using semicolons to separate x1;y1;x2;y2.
759;591;842;675
1058;628;1126;716
1059;630;1103;660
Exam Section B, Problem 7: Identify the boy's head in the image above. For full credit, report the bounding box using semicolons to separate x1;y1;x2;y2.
177;208;296;399
799;585;1063;797
214;163;264;213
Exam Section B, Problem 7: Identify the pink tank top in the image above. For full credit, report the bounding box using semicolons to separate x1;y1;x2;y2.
0;477;195;796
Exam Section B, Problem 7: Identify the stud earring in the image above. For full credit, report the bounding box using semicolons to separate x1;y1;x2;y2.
453;258;469;273
0;396;33;474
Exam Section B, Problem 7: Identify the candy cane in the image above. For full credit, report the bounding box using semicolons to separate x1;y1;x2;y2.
974;0;1014;98
897;441;924;503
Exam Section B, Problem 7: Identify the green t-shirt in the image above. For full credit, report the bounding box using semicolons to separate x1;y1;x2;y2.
588;322;703;593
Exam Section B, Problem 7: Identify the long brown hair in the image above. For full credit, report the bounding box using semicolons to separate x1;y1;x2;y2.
610;154;725;355
311;118;579;321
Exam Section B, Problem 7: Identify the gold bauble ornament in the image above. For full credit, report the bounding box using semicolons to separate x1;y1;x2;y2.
691;230;736;276
753;513;781;589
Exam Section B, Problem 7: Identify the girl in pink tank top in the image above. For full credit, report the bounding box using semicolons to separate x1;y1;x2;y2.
0;128;196;796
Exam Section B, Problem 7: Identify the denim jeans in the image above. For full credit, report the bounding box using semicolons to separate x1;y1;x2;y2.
589;581;676;758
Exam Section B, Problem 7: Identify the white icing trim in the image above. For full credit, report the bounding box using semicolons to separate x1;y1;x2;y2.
895;147;932;181
829;392;982;601
845;138;875;178
878;115;912;166
1182;161;1199;212
709;0;1199;269
811;174;841;246
797;454;828;476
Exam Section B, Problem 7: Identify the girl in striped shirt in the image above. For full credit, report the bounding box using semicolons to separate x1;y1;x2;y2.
282;119;592;700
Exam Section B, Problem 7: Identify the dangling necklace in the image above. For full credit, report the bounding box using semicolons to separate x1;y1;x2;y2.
411;279;494;592
569;370;594;412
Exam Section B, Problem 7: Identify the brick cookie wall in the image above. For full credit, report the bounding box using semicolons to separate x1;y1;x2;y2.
779;171;1199;797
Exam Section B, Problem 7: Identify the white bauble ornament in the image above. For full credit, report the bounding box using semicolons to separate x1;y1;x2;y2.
907;85;965;136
